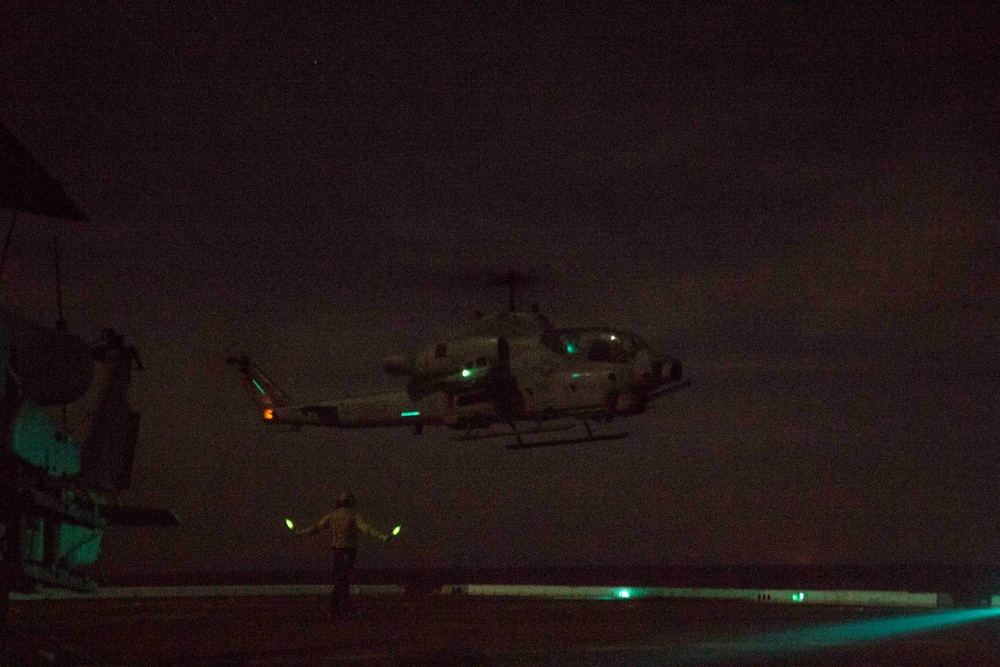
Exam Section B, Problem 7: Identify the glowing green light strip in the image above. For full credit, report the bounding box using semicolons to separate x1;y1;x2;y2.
734;608;1000;658
252;379;266;394
400;411;420;417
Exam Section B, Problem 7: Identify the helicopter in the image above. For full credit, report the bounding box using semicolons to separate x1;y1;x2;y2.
229;270;690;448
1;123;178;634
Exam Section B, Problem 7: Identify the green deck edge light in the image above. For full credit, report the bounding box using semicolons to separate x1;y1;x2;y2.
733;608;1000;659
400;411;420;417
252;379;266;394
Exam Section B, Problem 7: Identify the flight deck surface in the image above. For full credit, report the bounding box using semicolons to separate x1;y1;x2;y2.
6;591;1000;665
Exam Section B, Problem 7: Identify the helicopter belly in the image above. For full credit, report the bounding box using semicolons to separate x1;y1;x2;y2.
327;392;447;428
447;389;500;428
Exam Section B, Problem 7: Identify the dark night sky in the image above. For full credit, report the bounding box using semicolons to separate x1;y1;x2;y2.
2;3;999;574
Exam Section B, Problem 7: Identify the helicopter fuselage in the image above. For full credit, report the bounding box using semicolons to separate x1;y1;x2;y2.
249;318;682;434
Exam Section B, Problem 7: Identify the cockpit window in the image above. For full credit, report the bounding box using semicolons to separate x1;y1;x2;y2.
541;329;637;362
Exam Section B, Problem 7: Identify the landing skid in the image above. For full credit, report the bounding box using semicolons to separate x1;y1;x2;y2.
505;430;628;450
451;419;576;443
452;419;628;449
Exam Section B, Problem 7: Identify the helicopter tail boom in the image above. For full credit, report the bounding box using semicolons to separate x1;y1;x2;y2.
228;354;448;430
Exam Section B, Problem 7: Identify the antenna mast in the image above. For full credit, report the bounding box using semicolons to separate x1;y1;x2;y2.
0;210;15;286
54;233;66;331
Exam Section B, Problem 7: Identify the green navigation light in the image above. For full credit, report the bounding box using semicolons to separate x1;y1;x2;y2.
572;373;581;378
252;379;266;394
285;518;294;530
792;592;805;602
566;343;578;354
400;411;420;417
617;588;631;599
462;369;472;378
392;525;402;536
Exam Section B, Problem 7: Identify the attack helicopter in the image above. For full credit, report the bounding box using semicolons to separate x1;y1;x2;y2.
230;270;690;448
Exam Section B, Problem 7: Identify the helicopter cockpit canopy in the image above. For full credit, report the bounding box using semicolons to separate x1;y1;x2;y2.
541;328;650;363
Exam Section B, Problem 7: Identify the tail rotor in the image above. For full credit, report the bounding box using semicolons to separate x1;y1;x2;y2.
227;355;290;417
